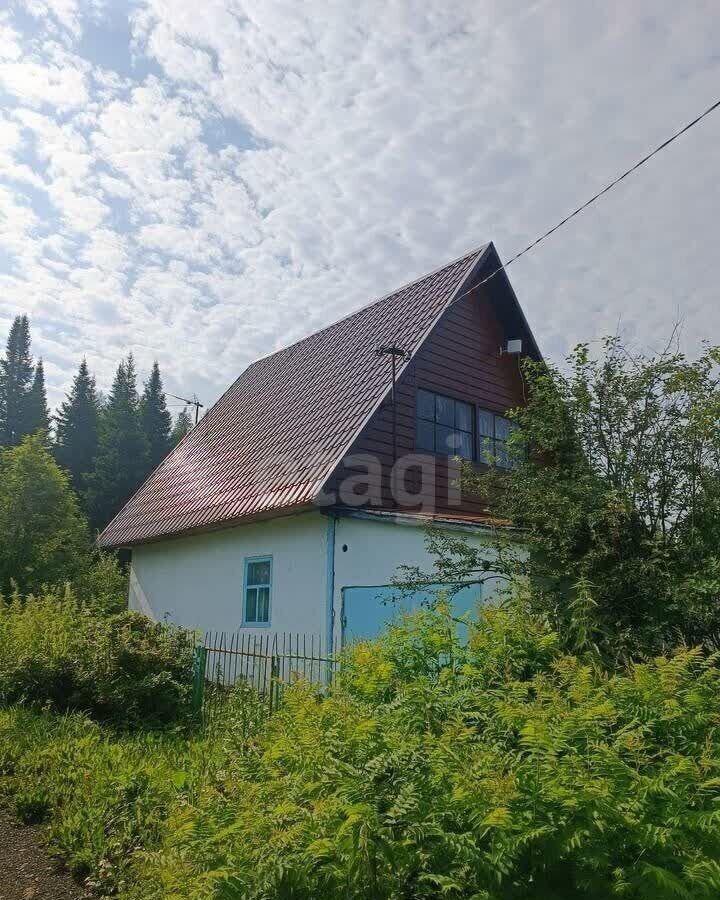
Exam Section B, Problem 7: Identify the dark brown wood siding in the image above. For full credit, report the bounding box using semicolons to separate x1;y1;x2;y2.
323;285;526;514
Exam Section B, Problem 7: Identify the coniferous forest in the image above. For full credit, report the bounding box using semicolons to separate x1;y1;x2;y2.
0;315;193;534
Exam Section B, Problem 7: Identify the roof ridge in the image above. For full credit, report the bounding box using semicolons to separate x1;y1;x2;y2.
307;243;492;502
246;242;490;370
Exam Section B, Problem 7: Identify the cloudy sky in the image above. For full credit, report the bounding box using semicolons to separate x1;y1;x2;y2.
0;1;718;413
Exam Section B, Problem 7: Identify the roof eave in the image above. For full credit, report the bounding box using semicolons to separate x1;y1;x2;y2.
98;500;317;550
323;505;524;538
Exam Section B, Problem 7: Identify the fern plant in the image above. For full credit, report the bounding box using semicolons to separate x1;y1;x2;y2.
128;600;720;899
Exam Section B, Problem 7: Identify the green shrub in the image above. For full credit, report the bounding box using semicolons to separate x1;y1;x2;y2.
134;601;720;900
4;601;720;899
0;589;194;726
70;551;129;614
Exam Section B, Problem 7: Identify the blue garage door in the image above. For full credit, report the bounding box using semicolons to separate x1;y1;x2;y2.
341;582;482;643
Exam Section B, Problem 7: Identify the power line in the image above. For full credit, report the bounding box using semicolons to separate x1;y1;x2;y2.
446;95;720;309
28;95;720;415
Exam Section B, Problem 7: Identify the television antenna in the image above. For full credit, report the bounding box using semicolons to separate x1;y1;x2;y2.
167;392;204;425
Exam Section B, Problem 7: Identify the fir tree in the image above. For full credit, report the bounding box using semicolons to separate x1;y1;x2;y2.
0;315;33;446
141;361;172;470
24;358;50;442
171;408;193;446
54;358;100;492
84;354;148;531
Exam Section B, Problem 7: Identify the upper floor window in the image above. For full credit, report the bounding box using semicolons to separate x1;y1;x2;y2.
478;410;518;469
416;388;474;460
244;556;272;625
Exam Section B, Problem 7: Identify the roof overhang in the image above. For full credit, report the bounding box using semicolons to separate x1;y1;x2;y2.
323;505;522;537
107;501;317;550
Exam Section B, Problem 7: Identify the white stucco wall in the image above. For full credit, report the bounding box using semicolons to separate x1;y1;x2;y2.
128;508;512;649
129;510;328;639
330;513;505;645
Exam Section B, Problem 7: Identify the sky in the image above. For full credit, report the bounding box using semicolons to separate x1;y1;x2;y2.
0;1;719;414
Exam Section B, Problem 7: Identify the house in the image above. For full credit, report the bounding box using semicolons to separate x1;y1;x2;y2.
98;243;540;648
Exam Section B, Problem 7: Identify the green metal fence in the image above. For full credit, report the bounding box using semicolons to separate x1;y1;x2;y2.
192;631;336;722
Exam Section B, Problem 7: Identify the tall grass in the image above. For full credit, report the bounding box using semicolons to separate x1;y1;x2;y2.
0;707;211;894
3;600;720;898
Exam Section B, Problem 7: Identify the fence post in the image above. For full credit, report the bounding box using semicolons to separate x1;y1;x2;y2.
269;653;280;714
192;644;207;716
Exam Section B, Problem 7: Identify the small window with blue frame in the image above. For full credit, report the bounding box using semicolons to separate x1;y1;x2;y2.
244;557;272;624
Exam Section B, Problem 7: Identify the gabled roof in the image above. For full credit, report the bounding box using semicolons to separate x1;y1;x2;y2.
98;242;532;548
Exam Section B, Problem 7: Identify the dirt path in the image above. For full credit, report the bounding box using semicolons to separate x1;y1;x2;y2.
0;810;89;900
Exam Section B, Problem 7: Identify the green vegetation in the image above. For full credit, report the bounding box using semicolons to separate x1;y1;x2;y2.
0;433;132;605
0;314;37;446
0;314;189;533
0;589;194;726
415;337;720;661
0;436;89;594
0;709;201;894
84;354;151;531
26;357;50;443
54;358;100;494
0;332;718;897
3;599;720;899
141;360;173;472
171;407;194;444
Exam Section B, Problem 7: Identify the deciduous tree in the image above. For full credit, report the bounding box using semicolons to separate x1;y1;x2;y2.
409;337;720;660
0;435;89;594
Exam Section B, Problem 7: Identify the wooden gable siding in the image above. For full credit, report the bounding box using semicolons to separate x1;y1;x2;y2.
324;285;526;514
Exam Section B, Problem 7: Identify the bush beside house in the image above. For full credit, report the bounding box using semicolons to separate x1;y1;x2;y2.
2;599;720;899
0;590;194;726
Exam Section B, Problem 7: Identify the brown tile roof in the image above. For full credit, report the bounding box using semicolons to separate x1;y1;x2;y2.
98;246;489;547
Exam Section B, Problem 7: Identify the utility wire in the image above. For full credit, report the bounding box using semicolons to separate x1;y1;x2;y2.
38;97;720;411
163;86;720;417
446;96;720;309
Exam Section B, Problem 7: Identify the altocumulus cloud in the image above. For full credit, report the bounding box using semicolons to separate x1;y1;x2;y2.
0;0;719;409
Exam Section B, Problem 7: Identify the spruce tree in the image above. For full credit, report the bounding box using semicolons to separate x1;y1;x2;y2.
141;361;172;470
171;408;193;446
24;358;50;442
0;315;33;446
84;354;149;531
55;358;100;492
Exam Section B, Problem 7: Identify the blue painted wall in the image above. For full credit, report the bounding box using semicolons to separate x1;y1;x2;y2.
341;582;482;642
